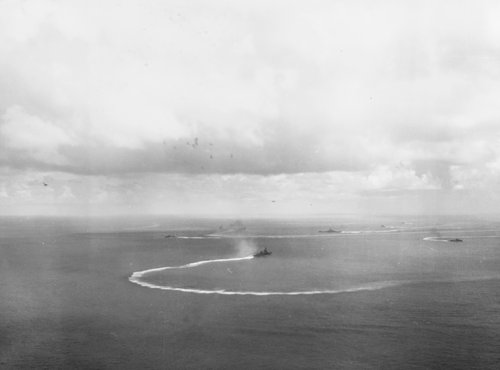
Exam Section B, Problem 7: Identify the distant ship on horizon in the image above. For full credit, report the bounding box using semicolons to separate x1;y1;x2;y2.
318;228;341;233
254;248;272;257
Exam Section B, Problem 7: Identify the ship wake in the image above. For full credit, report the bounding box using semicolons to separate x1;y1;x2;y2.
129;256;401;296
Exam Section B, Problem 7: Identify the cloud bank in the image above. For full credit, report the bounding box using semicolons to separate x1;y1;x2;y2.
1;0;500;215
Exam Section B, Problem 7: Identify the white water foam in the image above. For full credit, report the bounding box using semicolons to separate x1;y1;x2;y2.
423;236;453;242
177;229;402;240
129;254;500;296
129;255;402;296
176;236;221;239
424;235;500;243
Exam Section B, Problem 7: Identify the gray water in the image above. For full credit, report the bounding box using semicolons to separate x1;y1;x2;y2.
1;215;499;369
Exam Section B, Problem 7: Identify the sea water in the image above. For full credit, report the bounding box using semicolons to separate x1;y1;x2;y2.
1;215;500;369
131;218;500;296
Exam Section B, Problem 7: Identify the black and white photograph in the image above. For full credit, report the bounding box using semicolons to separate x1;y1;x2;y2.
1;0;500;368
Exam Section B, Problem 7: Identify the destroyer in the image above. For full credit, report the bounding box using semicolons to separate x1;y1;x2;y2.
254;248;272;257
318;228;341;233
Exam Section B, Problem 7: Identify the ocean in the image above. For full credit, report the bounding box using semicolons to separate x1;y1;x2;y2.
1;215;499;369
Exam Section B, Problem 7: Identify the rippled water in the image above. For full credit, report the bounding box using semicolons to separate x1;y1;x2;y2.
132;219;500;296
1;215;500;369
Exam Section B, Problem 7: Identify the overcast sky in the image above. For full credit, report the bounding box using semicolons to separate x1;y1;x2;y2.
1;0;500;216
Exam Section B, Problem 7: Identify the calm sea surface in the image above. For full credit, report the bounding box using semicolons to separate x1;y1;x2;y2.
1;215;499;369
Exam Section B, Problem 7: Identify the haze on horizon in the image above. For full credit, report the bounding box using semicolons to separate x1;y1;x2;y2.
1;0;500;217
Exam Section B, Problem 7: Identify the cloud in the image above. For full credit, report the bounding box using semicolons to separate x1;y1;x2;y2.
0;105;75;165
1;0;500;214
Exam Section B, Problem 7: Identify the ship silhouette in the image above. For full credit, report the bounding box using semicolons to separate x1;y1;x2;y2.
318;228;341;233
254;248;272;257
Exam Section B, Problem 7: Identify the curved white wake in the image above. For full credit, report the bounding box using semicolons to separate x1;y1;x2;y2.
423;236;453;242
129;255;401;296
176;230;400;240
424;235;500;242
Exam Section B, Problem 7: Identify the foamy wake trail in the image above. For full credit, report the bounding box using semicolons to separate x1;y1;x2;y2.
178;230;401;240
424;231;500;242
176;236;221;239
423;237;452;242
129;256;401;296
131;255;253;276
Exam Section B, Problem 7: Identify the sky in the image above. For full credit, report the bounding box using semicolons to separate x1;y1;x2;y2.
1;0;500;216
